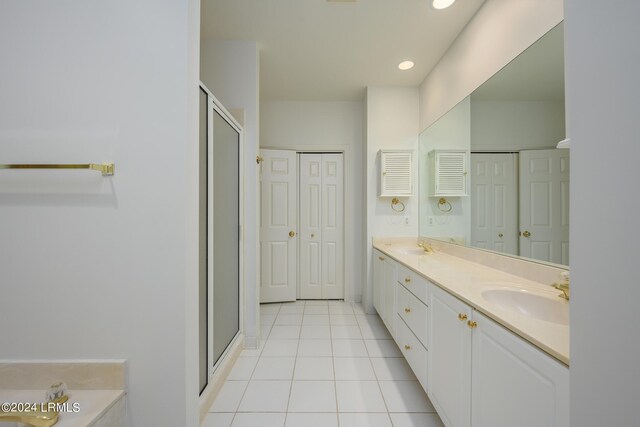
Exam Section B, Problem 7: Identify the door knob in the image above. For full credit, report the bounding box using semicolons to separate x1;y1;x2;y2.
498;233;503;238
289;230;296;237
522;230;531;238
311;233;315;238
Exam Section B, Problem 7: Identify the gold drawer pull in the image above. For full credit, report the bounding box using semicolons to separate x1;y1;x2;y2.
404;307;411;313
404;277;411;283
404;344;411;350
458;313;467;321
378;256;385;261
467;320;477;329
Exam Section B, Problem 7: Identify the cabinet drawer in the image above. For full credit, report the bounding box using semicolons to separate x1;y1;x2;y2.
396;263;428;305
397;316;428;390
397;284;428;348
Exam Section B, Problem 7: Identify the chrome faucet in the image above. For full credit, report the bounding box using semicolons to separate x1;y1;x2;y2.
552;271;570;301
0;386;69;427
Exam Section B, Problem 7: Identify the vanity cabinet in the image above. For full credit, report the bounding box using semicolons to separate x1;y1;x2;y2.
373;249;396;337
428;283;473;427
428;283;569;427
396;278;429;390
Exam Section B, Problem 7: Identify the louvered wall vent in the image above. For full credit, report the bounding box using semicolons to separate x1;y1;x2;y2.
379;150;413;197
428;150;468;197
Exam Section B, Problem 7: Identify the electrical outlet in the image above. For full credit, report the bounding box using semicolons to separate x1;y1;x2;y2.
428;216;434;226
404;217;409;226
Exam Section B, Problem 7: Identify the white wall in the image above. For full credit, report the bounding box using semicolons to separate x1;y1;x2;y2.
0;1;201;426
419;97;471;241
470;100;565;150
261;101;364;301
364;87;419;311
419;0;563;131
200;41;260;348
565;1;640;425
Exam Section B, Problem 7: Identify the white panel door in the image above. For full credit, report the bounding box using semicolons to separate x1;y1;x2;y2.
519;149;570;265
260;149;297;303
471;154;518;255
299;153;344;299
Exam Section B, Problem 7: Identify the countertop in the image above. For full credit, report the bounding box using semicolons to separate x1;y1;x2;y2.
373;238;570;365
0;389;124;426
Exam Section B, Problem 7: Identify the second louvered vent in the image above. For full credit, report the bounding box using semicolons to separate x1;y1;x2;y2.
379;150;413;197
428;150;468;197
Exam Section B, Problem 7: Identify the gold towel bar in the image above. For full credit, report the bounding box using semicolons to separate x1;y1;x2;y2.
0;162;114;176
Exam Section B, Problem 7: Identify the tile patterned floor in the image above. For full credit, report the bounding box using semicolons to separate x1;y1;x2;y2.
203;300;444;427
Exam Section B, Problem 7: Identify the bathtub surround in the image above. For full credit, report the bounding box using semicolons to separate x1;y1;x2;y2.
0;360;125;390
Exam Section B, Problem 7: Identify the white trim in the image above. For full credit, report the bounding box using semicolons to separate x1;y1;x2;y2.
262;144;352;302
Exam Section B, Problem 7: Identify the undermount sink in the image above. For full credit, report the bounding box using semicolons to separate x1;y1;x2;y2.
392;247;427;256
482;288;569;325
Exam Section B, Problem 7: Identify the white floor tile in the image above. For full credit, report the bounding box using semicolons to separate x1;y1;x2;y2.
240;339;265;358
269;325;301;340
328;300;348;305
252;357;296;380
209;381;248;412
285;413;338;427
305;300;329;306
338;413;392;427
275;314;304;325
297;339;332;357
262;339;299;357
333;357;376;380
332;339;368;357
288;381;337;412
331;325;362;339
356;314;384;328
279;305;306;314
238;380;291;412
351;303;366;314
304;305;329;314
227;357;258;380
329;314;358;325
202;412;234;427
260;304;281;314
359;324;392;340
335;381;387;412
261;314;277;326
232;413;286;427
261;324;273;340
378;381;435;412
294;357;334;380
302;314;330;325
364;339;402;358
328;305;354;314
389;413;445;427
300;325;331;339
370;358;416;381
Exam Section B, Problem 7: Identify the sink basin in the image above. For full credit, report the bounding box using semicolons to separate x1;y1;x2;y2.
392;247;427;256
481;288;569;325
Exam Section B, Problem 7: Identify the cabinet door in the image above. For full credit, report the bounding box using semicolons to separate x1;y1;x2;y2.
429;284;473;427
471;311;569;427
383;258;396;337
373;250;385;317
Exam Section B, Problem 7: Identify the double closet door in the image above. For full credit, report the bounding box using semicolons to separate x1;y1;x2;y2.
260;150;344;302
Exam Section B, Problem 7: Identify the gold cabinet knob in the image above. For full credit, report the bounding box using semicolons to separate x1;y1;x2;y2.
522;230;531;238
311;233;315;238
404;307;411;313
498;233;504;238
467;320;478;329
404;344;411;350
404;277;411;283
378;256;385;261
458;313;468;321
289;230;296;237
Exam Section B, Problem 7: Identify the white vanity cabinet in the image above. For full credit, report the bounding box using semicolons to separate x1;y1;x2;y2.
428;283;569;427
372;249;396;337
428;282;473;427
470;311;569;427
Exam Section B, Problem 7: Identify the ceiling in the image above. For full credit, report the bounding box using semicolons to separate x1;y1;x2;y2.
201;0;486;101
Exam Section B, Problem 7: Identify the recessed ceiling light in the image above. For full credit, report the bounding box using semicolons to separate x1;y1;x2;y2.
432;0;456;10
398;61;415;71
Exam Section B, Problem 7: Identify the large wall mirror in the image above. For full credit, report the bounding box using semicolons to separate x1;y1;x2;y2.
419;22;568;267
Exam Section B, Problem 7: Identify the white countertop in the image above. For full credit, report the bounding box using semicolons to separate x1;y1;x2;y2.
0;389;124;426
373;238;570;365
